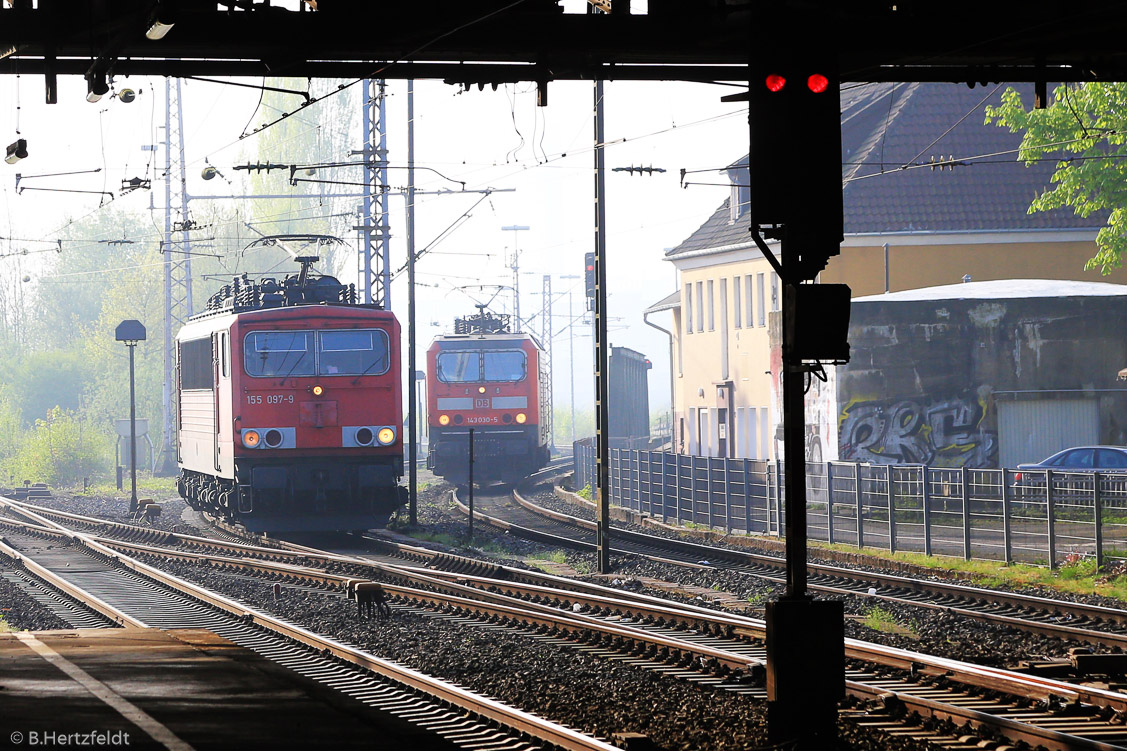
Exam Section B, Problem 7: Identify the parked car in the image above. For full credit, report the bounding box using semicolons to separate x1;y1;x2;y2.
1013;446;1127;498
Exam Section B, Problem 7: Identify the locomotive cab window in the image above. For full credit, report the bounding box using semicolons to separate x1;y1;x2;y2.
483;350;526;382
244;331;315;378
179;337;214;390
436;351;480;383
318;329;389;376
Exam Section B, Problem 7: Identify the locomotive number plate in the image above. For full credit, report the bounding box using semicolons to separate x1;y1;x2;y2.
247;394;296;405
465;416;499;424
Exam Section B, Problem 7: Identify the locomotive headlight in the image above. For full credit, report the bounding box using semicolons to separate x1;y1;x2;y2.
377;427;396;445
242;429;261;448
478;386;486;394
312;385;324;396
515;413;527;424
439;414;450;426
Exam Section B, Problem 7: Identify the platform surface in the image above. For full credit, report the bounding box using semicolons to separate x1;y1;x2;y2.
0;628;456;750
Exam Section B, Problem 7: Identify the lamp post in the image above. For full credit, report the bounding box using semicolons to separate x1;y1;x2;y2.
115;320;147;513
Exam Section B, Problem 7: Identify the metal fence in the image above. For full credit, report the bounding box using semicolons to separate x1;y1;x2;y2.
572;442;1127;568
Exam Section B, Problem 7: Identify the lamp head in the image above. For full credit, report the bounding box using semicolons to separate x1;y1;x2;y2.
86;74;109;103
5;139;27;165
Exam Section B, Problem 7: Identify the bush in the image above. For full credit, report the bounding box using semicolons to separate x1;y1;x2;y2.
6;407;110;486
577;484;593;500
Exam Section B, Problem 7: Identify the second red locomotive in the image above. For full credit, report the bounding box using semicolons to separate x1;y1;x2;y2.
176;257;406;532
426;310;551;485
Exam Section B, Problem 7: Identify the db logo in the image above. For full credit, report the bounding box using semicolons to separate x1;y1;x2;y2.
474;398;490;408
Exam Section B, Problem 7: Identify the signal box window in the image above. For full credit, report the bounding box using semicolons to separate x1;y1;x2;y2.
244;331;315;378
437;351;480;383
179;337;214;390
483;350;527;382
319;330;389;376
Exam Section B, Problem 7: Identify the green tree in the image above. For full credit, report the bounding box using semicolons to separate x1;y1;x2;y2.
0;389;24;483
985;83;1127;274
0;350;88;424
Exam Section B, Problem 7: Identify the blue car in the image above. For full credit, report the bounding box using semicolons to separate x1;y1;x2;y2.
1014;446;1127;496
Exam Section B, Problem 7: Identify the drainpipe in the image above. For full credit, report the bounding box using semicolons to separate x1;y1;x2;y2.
643;310;676;449
884;242;890;293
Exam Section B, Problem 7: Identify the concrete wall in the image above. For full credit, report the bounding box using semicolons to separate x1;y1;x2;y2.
836;293;1127;468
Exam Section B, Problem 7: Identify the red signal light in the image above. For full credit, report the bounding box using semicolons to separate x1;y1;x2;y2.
765;74;786;93
807;74;830;94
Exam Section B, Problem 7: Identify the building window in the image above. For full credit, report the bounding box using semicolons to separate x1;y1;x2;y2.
757;273;766;327
745;275;754;327
733;276;742;329
726;161;750;223
707;280;715;331
719;278;729;380
770;273;779;312
684;283;693;334
689;279;698;331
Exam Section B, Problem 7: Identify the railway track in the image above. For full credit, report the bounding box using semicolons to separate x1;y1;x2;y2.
457;467;1127;656
6;495;1127;750
0;497;620;751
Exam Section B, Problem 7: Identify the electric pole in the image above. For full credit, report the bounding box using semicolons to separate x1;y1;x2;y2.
502;224;530;332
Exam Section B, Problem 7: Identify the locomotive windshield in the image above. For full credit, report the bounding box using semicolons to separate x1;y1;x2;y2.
483;351;526;381
245;331;315;378
436;351;478;383
244;329;389;378
436;349;526;383
318;330;390;376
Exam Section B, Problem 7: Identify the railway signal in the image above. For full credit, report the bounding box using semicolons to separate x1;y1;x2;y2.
749;55;843;282
583;252;595;308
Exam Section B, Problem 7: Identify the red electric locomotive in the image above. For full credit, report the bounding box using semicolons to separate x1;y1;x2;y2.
426;310;551;485
175;257;406;532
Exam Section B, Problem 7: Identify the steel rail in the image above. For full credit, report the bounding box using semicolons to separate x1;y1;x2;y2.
59;496;1127;717
845;680;1125;751
530;464;1127;627
10;496;1127;748
503;484;1127;641
86;536;760;674
11;494;1127;714
444;490;1127;714
0;535;146;629
0;500;623;751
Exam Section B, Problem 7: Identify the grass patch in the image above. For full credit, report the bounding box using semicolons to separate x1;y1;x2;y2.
71;474;178;498
528;550;569;565
862;605;915;636
812;540;1127;602
0;614;17;633
577;484;593;501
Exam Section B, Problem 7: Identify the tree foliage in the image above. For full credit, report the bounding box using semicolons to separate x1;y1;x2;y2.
985;83;1127;274
0;79;364;487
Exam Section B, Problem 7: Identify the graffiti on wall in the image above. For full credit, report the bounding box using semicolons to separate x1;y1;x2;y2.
839;395;998;468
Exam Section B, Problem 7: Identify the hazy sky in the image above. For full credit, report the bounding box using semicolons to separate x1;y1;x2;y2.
0;3;749;417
